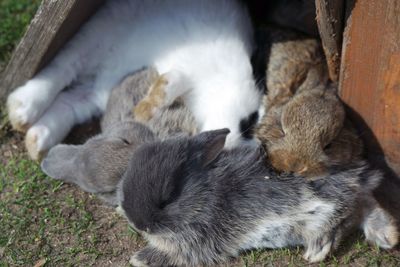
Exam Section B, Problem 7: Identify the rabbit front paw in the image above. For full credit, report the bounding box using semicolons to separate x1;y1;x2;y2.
129;253;150;267
134;74;168;123
130;247;172;267
133;99;158;123
303;235;333;263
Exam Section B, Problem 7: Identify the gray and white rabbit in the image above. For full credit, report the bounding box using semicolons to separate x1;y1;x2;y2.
41;67;197;205
117;129;396;266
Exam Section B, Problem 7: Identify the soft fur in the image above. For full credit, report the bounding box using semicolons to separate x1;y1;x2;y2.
118;129;395;266
8;0;261;160
253;27;398;257
41;67;197;204
255;28;362;177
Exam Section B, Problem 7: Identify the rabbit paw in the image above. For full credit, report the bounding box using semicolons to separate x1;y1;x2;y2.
7;92;40;132
129;253;150;267
365;224;399;249
133;99;157;123
134;74;168;122
130;247;173;267
363;208;399;249
25;125;51;161
303;235;333;263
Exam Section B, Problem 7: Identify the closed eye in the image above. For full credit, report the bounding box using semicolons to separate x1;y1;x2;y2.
120;138;130;145
324;143;332;150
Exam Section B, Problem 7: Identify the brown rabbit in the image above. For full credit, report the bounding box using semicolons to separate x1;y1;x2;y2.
254;28;398;249
255;27;363;178
252;26;327;109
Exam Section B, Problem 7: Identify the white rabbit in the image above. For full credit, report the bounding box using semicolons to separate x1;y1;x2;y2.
7;0;261;160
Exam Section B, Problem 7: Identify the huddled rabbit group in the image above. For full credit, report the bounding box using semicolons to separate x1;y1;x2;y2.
7;0;398;266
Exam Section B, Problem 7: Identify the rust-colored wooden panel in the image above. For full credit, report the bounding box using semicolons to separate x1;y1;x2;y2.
0;0;105;101
315;0;345;82
339;0;400;173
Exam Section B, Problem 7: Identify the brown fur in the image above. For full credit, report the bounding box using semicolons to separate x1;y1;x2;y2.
255;28;363;178
262;28;328;112
134;74;168;123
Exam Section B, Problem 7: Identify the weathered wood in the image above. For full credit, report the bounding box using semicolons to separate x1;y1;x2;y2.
315;0;345;82
339;0;400;174
0;0;104;101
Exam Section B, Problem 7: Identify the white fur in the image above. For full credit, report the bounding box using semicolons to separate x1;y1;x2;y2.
7;0;261;159
239;199;335;261
129;254;150;267
361;201;399;249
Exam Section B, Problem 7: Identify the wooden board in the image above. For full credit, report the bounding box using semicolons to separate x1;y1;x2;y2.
0;0;104;101
315;0;345;82
339;0;400;174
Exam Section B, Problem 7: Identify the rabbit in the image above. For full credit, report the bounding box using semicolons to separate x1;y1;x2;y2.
257;84;352;177
254;28;398;255
41;67;197;205
254;27;363;178
116;128;397;267
7;0;261;160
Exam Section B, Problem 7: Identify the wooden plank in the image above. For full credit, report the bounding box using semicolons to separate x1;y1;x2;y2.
315;0;345;82
339;0;400;173
0;0;104;101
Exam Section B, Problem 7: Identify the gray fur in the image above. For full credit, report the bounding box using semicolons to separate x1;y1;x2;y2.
118;129;385;266
41;67;197;204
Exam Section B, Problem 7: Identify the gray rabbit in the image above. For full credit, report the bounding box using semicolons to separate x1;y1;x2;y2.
41;67;197;204
117;128;393;266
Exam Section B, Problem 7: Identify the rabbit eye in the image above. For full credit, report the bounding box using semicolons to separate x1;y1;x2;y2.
120;138;131;145
324;143;332;150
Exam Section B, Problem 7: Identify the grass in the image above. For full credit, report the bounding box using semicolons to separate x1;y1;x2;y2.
238;238;400;267
0;1;399;266
0;158;99;265
0;153;141;266
0;0;41;71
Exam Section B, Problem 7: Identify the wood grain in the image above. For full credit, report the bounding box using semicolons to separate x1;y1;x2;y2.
339;0;400;173
315;0;345;82
0;0;104;101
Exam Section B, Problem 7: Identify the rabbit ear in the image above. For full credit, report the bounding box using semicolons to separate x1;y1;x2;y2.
191;128;230;167
41;144;81;183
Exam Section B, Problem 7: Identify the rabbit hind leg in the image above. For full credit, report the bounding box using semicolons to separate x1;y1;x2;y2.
361;200;399;249
25;82;102;161
303;232;335;263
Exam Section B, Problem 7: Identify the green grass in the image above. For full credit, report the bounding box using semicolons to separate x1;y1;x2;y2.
0;152;139;266
0;0;41;70
0;158;101;266
239;237;400;267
